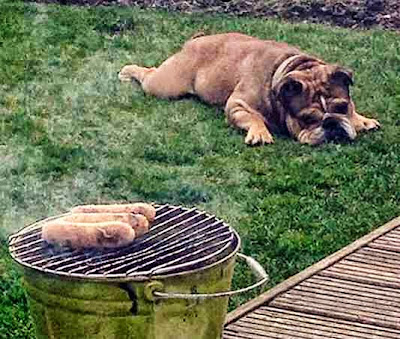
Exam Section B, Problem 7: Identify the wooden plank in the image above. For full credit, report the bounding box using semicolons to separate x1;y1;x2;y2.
237;318;348;339
246;313;374;339
255;307;400;338
373;238;400;246
225;306;400;339
227;324;298;338
322;264;400;288
223;330;270;339
224;328;303;339
377;232;400;239
225;216;400;325
232;320;330;339
273;291;400;321
368;242;400;253
279;290;400;317
346;252;400;268
320;270;400;289
305;275;400;301
247;311;390;339
335;259;400;275
326;262;400;280
358;246;400;260
271;296;400;330
296;279;400;305
291;284;400;309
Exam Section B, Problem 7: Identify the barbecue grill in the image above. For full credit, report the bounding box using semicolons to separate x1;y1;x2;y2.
9;204;268;339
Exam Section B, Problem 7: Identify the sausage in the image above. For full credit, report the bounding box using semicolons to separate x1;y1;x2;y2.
42;220;135;249
129;203;156;223
131;214;149;237
70;203;156;222
62;212;150;237
62;213;136;226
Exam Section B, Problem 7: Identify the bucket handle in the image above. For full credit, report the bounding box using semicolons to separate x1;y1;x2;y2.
151;253;268;300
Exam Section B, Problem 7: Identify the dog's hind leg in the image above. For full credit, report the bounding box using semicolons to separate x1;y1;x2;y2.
118;65;157;83
119;53;195;99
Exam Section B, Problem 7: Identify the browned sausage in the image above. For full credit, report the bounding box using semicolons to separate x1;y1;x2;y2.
42;220;135;249
129;203;156;223
62;213;135;225
63;212;150;237
131;214;150;237
70;203;156;222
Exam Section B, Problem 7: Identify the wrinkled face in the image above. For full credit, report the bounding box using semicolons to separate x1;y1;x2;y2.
275;65;356;145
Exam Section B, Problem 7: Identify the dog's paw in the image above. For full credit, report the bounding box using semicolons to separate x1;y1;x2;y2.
362;118;380;131
118;65;137;82
245;126;274;145
354;115;380;132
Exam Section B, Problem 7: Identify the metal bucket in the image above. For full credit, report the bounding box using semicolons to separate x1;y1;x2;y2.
19;253;266;339
9;207;268;339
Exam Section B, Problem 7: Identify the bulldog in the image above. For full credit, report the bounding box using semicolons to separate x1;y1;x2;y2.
119;33;380;145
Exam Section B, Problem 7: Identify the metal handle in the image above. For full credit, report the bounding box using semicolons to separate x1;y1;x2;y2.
152;253;268;300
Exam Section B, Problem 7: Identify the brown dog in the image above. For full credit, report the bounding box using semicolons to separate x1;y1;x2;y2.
119;33;379;145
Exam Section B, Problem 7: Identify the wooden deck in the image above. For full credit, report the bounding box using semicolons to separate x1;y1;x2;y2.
224;217;400;338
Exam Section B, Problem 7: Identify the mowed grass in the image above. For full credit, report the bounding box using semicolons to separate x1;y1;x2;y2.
1;0;400;336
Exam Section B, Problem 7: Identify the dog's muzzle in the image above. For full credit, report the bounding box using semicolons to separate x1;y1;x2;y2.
322;113;356;142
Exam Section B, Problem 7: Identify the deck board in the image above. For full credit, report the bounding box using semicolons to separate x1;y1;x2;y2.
224;217;400;338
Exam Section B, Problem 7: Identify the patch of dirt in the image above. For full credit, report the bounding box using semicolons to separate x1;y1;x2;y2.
31;0;400;31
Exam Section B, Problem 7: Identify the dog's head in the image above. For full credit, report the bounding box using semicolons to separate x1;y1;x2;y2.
272;56;357;145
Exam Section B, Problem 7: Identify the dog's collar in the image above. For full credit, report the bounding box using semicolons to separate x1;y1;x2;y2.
271;54;319;88
271;54;304;90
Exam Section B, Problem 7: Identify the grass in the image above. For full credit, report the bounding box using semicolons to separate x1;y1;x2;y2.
1;0;400;337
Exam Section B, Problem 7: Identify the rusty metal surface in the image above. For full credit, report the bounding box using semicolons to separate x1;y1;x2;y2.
224;219;400;338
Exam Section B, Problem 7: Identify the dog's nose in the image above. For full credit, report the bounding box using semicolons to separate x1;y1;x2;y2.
322;117;339;130
323;117;350;142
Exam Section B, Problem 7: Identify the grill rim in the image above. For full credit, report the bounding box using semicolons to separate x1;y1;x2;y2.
9;206;241;283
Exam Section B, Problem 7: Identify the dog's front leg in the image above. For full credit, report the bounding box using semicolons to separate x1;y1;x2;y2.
225;98;274;145
349;102;380;133
351;112;380;133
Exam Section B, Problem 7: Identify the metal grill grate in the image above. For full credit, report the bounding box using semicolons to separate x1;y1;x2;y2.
9;205;240;281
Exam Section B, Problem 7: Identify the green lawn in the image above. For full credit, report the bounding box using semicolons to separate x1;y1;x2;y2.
1;0;400;337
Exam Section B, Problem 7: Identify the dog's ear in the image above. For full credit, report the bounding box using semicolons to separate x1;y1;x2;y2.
331;67;353;87
275;77;303;100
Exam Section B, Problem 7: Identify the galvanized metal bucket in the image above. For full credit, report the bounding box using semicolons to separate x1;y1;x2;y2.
20;253;266;339
9;207;268;339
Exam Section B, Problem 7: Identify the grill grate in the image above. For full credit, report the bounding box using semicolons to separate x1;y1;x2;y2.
9;205;240;281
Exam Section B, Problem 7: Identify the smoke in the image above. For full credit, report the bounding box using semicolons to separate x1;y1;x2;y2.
0;175;82;239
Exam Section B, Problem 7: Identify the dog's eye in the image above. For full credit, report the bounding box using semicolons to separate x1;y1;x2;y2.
281;79;303;97
302;116;319;125
333;102;348;114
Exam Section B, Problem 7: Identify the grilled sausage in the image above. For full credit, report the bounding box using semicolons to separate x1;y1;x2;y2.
42;220;135;249
62;212;150;237
130;214;149;237
62;213;135;225
70;203;156;222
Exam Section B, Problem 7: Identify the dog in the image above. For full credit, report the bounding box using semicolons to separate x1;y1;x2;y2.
119;33;380;145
